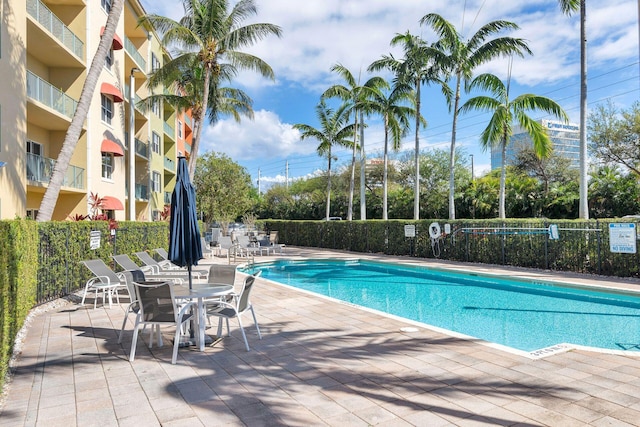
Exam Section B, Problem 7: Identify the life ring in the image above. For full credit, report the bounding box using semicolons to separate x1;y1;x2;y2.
428;222;441;239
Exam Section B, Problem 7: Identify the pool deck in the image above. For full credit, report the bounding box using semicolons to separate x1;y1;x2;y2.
3;247;640;426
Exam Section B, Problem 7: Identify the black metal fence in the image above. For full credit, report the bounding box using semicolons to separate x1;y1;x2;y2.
266;219;640;278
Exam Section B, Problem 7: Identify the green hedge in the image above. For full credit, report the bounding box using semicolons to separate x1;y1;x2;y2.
0;220;38;390
263;218;639;277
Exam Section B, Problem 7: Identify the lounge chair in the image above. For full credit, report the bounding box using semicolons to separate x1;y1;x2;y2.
206;272;262;351
111;254;191;283
79;259;128;308
134;251;209;280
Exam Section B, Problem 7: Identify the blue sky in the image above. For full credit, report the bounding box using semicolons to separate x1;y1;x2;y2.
139;0;640;191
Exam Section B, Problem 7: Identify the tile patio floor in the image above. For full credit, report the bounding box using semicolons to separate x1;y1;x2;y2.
2;247;640;426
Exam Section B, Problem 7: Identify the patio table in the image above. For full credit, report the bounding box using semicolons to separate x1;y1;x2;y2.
173;283;234;351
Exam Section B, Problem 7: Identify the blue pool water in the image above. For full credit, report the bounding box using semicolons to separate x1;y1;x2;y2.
242;259;640;353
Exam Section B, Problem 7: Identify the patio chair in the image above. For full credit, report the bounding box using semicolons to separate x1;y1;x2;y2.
235;235;261;257
112;254;190;284
112;254;154;274
129;281;195;364
214;235;236;258
117;269;146;344
79;259;128;309
134;251;209;280
206;271;262;351
200;238;214;258
154;248;170;261
209;264;237;286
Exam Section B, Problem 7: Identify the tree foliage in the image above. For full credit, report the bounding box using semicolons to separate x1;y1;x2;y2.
193;152;254;224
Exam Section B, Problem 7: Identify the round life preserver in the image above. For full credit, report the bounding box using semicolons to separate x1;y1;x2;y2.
428;222;442;239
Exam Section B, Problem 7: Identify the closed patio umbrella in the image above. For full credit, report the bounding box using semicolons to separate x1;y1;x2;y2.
169;156;202;289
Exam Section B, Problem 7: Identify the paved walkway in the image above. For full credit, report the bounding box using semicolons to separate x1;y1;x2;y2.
2;248;640;426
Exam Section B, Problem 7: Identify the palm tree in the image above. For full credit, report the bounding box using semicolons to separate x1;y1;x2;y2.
139;0;282;179
293;100;355;220
368;31;450;220
365;82;417;219
420;13;532;220
459;72;568;218
36;0;125;221
322;64;386;221
557;0;587;219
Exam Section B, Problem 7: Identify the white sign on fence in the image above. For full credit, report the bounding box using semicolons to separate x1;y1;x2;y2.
404;225;416;238
90;230;101;250
609;223;636;254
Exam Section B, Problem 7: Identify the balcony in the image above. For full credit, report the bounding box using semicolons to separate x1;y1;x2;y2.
135;138;149;159
27;70;78;121
135;184;148;201
26;0;84;63
26;152;84;190
163;122;175;140
164;157;175;172
164;191;172;205
124;36;146;71
124;84;143;108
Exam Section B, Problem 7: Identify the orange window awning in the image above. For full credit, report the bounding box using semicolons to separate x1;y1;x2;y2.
101;139;124;157
101;196;124;211
100;26;124;50
100;82;124;103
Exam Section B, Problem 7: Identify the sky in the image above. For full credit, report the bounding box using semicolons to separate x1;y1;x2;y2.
138;0;640;192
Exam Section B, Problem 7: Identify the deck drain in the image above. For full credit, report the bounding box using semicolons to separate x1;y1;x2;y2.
400;327;419;333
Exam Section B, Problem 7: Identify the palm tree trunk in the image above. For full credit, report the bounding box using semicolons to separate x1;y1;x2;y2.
578;0;589;219
413;81;421;220
36;0;125;221
188;65;212;180
499;140;507;219
449;73;462;220
326;149;333;220
359;111;366;220
347;113;358;220
383;115;389;220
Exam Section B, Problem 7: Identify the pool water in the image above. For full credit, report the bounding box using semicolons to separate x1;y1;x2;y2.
242;259;640;353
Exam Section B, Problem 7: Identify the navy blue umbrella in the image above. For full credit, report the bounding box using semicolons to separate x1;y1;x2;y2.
169;156;202;289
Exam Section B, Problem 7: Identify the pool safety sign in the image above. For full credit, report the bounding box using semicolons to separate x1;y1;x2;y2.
609;223;636;254
404;225;416;238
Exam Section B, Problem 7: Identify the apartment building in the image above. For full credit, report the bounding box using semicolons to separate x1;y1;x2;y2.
0;0;192;221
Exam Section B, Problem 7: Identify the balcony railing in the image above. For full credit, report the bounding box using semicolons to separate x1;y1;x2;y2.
164;157;175;171
135;138;149;158
26;152;84;189
163;122;175;139
124;36;146;71
164;191;172;205
184;114;192;128
27;0;84;60
27;71;78;119
135;184;148;200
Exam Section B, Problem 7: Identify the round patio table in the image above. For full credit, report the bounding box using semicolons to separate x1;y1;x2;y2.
173;283;234;351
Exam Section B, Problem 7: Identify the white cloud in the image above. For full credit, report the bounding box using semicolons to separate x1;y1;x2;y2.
199;109;310;160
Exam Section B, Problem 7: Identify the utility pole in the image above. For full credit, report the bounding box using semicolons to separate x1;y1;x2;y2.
285;160;289;189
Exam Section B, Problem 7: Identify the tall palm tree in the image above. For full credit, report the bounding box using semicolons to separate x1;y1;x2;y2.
322;64;385;221
459;72;568;218
557;0;587;219
365;82;418;220
368;31;450;220
36;0;125;221
139;0;282;179
293;100;356;221
420;13;532;220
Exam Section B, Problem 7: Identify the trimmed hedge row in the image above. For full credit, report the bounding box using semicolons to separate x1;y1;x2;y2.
262;218;640;277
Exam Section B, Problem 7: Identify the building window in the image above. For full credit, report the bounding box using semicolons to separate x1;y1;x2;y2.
151;171;161;193
26;209;39;220
151;132;161;154
105;48;114;70
151;53;161;72
102;153;113;179
101;95;113;125
26;140;42;156
101;0;111;13
151;99;160;117
177;121;182;138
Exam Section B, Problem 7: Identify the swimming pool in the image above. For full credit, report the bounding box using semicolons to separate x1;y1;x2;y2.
241;259;640;355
